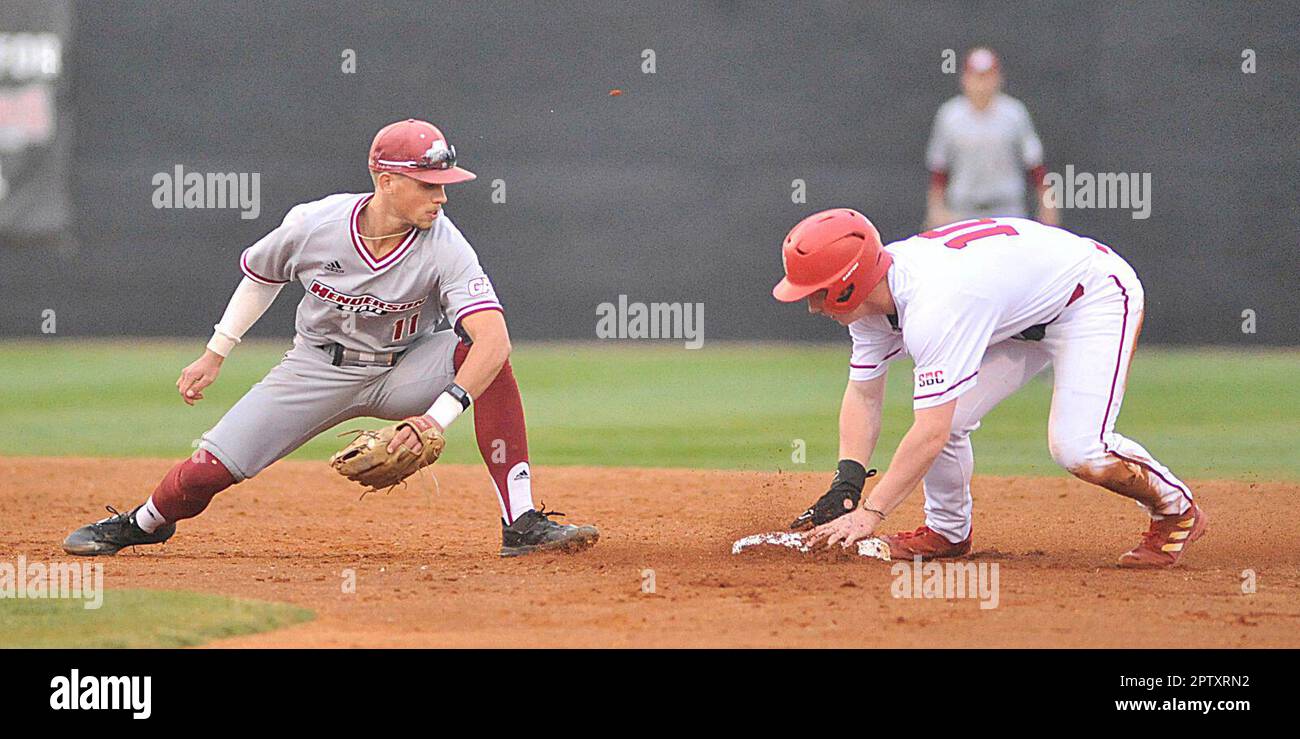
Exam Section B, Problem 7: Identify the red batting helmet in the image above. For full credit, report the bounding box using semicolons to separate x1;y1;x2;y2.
772;208;891;314
368;119;477;184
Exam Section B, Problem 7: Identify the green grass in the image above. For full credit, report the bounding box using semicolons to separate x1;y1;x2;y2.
0;339;1295;479
0;589;313;648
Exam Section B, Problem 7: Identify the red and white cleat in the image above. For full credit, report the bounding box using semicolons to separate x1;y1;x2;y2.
1117;504;1208;568
880;525;972;561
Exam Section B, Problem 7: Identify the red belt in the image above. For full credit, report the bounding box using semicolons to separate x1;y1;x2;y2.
1066;282;1085;307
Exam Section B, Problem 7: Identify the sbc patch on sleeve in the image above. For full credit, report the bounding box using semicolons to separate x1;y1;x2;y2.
914;366;947;396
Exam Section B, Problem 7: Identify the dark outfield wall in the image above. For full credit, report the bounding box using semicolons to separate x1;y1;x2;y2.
1;1;1296;344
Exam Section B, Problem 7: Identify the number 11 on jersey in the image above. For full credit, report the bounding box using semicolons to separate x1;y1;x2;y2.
920;218;1020;249
392;312;421;341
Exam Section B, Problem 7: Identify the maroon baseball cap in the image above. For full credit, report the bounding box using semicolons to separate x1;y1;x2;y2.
368;119;476;184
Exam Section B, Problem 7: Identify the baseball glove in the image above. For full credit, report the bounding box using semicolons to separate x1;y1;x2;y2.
789;460;877;530
329;416;446;491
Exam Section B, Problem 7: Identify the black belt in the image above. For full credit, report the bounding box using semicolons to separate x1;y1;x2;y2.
318;343;405;367
1014;283;1086;342
1014;323;1049;342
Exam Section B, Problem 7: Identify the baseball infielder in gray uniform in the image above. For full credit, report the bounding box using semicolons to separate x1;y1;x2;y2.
64;119;600;558
925;47;1058;228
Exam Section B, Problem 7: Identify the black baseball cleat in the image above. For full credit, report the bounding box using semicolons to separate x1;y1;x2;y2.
62;506;176;556
500;506;599;558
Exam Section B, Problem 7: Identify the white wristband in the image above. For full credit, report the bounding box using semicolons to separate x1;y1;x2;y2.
206;327;240;358
205;277;283;358
428;391;468;431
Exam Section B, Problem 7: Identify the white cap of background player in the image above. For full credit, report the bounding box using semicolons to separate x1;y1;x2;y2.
964;47;1000;74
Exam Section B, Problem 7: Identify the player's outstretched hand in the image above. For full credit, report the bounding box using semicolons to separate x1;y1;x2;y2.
805;507;880;550
790;463;876;530
177;350;224;406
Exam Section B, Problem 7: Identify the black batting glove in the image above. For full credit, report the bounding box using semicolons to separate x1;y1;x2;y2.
789;460;877;530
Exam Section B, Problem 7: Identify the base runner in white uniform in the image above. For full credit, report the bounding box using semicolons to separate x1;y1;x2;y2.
778;210;1205;568
63;119;599;559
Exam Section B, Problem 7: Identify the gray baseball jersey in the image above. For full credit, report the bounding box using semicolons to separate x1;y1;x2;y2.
197;192;501;482
240;192;503;353
925;93;1044;218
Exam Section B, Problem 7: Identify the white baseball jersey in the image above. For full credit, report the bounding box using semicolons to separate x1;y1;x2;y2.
848;217;1101;409
239;193;502;353
925;93;1044;217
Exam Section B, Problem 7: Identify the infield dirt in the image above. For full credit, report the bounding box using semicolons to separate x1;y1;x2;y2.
4;457;1296;647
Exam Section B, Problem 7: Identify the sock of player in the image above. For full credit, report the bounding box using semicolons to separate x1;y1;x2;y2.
135;449;237;532
453;342;534;524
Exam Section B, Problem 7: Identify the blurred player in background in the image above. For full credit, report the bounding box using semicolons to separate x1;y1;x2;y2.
925;47;1057;228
